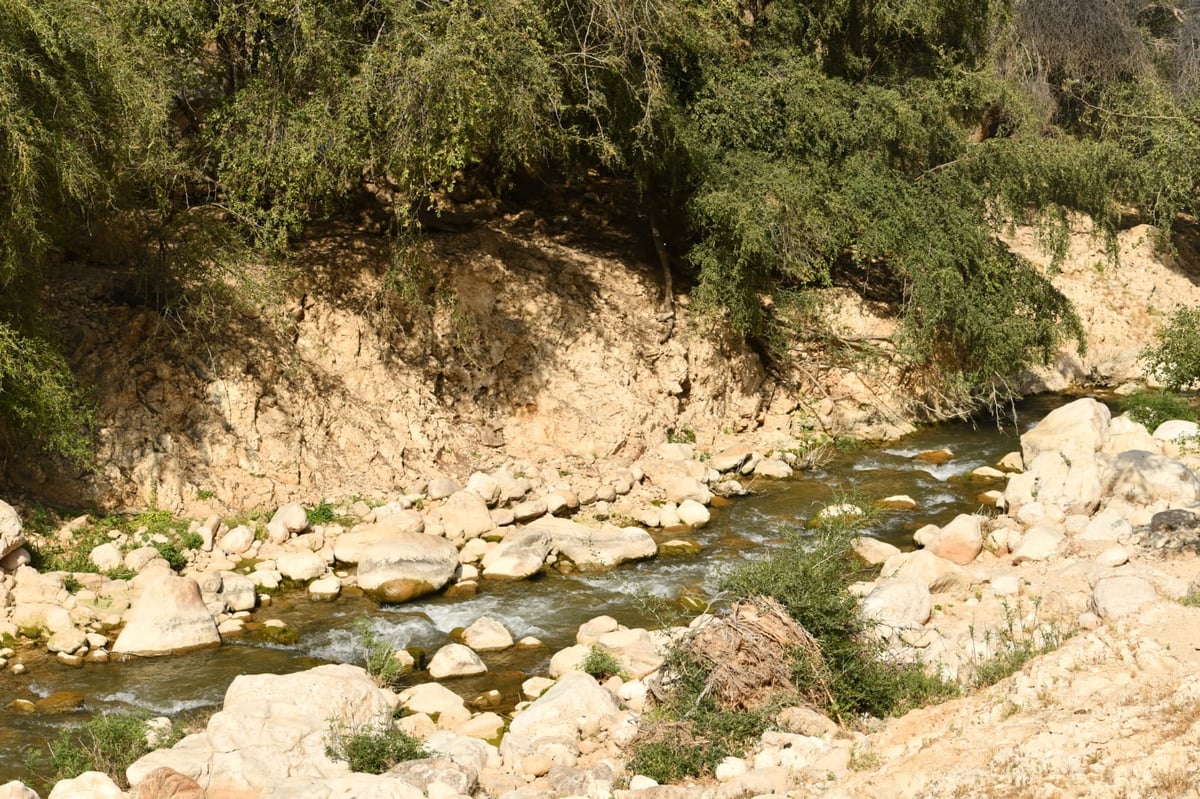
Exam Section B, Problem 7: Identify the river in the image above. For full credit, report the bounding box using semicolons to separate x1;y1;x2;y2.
0;393;1085;782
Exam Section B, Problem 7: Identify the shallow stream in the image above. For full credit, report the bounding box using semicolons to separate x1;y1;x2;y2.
0;393;1086;781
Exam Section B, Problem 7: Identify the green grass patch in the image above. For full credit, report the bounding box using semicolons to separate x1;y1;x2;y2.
1120;390;1196;431
24;710;179;790
27;509;202;576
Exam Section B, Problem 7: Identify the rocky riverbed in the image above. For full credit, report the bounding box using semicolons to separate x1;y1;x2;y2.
0;396;1198;797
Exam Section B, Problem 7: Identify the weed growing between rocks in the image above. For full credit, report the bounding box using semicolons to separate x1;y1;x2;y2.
324;720;428;774
629;498;957;781
24;710;177;790
968;598;1072;689
25;508;200;576
1143;304;1200;391
357;620;408;686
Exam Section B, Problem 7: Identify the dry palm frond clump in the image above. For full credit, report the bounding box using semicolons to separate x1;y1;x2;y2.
677;596;833;711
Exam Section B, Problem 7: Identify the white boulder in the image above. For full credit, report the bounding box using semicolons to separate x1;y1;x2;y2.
350;532;459;604
113;575;220;657
480;529;552;580
427;643;487;679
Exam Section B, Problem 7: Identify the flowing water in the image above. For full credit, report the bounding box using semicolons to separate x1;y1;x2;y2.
0;393;1090;781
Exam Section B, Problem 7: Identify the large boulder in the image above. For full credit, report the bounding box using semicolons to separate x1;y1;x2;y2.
1101;415;1157;456
1004;398;1110;515
480;529;552;580
333;517;426;564
0;502;24;560
217;571;257;612
1089;574;1159;619
500;671;621;768
354;532;459;604
860;580;932;636
267;502;309;544
535;517;657;570
397;682;471;729
275;551;326;582
1100;450;1200;507
437;491;495;541
884;550;972;594
113;575;220;657
127;664;397;794
640;460;712;505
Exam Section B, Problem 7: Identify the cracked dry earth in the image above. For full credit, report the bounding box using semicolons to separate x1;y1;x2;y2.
826;560;1200;799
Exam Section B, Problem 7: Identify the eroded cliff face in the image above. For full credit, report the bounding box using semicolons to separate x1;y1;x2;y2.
13;214;1200;514
20;219;772;514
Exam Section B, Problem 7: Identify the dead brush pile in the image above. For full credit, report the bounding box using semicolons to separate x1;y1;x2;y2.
678;596;834;711
627;596;835;781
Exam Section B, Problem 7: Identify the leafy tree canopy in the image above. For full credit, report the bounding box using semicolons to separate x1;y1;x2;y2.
3;0;1200;461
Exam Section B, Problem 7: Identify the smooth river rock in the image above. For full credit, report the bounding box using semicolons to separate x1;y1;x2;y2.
1100;450;1200;506
500;671;621;768
348;532;459;603
427;643;487;678
480;529;553;579
113;575;220;657
1005;397;1110;514
534;517;657;570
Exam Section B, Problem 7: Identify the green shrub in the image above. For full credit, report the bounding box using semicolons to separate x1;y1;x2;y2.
666;426;697;445
151;541;187;571
579;645;625;680
1120;391;1196;431
628;494;960;781
1144;305;1200;391
25;710;171;789
324;721;427;774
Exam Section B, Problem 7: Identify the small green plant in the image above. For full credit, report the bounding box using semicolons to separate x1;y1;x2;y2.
61;574;82;594
104;566;136;582
1180;590;1200;608
356;621;407;686
579;645;625;680
324;720;428;774
1120;390;1196;430
24;711;176;789
666;425;696;444
196;489;216;501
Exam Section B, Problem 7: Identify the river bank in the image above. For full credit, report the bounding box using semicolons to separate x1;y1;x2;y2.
0;394;1198;796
